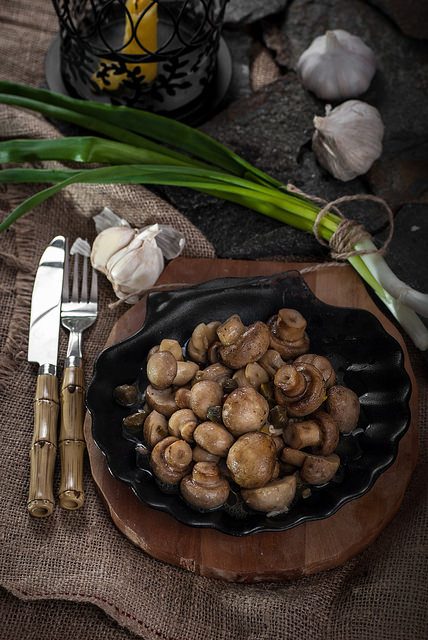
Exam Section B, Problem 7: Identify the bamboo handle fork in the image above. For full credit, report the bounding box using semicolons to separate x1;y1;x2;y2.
59;247;98;510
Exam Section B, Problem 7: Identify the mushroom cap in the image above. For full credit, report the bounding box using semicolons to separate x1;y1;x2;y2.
300;453;340;485
284;363;326;417
143;410;169;448
295;353;336;388
326;385;360;433
192;445;220;463
282;411;338;455
269;331;310;360
226;432;277;488
243;362;270;389
232;368;252;388
217;315;245;346
219;321;271;369
258;349;286;378
313;410;339;455
222;387;269;436
281;447;307;467
146;385;178;417
168;408;198;442
122;410;149;430
241;474;297;513
187;321;221;364
180;462;230;510
175;387;191;409
190;380;223;420
269;405;289;430
275;309;307;341
113;384;140;407
150;436;193;485
146;351;177;390
159;338;183;361
193;421;235;456
194;363;232;384
187;323;209;364
207;340;221;363
173;361;199;387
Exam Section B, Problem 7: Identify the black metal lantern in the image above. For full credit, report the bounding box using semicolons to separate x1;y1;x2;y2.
46;0;232;123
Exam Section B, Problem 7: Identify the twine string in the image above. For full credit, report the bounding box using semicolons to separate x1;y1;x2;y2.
287;185;395;261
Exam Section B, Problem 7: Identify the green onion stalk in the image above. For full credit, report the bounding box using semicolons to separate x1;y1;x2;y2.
0;81;427;349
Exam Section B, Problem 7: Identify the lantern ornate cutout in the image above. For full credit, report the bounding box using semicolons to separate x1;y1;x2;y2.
48;0;231;122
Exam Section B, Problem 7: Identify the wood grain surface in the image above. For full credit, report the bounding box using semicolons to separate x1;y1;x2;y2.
83;259;418;582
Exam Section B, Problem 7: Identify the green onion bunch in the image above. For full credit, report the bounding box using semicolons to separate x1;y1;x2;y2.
0;81;427;349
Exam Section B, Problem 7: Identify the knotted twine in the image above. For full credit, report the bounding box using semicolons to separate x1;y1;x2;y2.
286;184;395;267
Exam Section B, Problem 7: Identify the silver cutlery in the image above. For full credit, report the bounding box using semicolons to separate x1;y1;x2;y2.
58;245;98;510
27;236;65;518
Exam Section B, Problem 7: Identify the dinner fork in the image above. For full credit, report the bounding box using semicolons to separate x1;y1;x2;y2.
59;244;98;510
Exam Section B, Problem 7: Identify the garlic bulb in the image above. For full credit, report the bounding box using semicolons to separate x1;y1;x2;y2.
297;30;376;101
91;223;185;303
312;100;384;181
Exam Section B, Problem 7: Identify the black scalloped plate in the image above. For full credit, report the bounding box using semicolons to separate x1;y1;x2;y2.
87;271;411;536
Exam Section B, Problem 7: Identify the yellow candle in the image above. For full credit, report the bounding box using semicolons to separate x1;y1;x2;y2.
93;0;158;92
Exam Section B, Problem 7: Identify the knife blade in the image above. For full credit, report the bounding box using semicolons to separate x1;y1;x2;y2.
27;235;65;518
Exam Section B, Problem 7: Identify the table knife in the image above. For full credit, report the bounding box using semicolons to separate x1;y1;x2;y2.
27;235;65;518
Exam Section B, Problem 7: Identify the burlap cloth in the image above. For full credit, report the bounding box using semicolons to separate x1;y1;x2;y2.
0;2;427;638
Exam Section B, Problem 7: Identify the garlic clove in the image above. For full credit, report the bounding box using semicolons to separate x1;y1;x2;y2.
297;29;376;101
312;100;384;181
90;226;135;275
107;237;164;302
90;218;184;304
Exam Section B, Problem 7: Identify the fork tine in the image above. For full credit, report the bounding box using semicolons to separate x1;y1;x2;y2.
71;253;79;302
62;238;70;302
90;266;98;304
81;253;88;302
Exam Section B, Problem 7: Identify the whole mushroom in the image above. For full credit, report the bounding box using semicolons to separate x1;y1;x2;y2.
326;385;360;433
150;436;193;485
158;338;183;361
301;453;340;485
217;314;246;346
143;410;169;448
194;363;232;385
274;362;326;417
168;409;198;442
173;361;199;386
258;349;286;378
146;385;178;417
232;362;270;390
294;353;336;389
180;462;230;510
283;410;339;455
175;387;191;409
241;475;297;513
222;387;269;436
226;432;277;488
219;321;271;370
268;308;310;359
187;321;221;364
193;421;235;457
281;447;340;484
173;380;223;420
190;380;223;420
147;351;177;390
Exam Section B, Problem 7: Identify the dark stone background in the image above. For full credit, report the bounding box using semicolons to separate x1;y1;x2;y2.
157;0;428;297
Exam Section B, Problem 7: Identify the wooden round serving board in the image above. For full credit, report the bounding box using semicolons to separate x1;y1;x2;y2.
84;258;418;582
